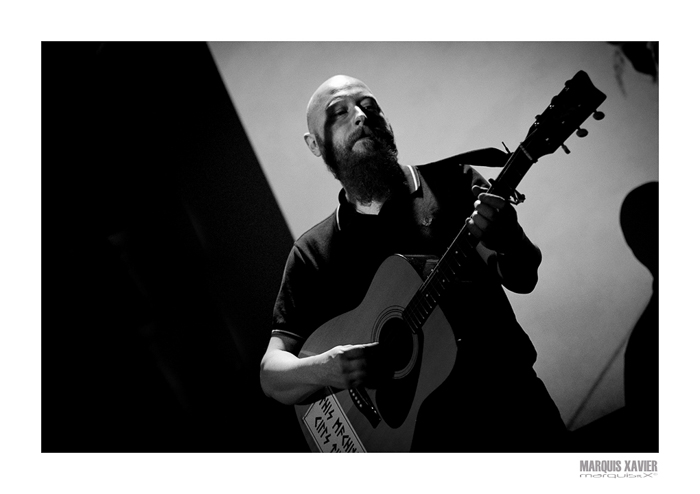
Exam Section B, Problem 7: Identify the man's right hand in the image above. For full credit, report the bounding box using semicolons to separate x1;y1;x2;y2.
261;335;384;405
317;342;380;389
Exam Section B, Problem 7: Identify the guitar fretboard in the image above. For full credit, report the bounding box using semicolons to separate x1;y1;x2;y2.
402;228;481;331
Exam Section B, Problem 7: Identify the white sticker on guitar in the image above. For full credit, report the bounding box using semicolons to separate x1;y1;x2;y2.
302;392;367;452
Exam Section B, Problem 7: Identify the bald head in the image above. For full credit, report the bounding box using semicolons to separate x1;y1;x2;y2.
306;75;373;134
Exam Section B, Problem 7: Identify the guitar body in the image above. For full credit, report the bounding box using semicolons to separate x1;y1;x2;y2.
294;254;458;452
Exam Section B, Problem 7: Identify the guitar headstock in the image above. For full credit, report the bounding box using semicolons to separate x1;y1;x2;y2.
487;71;607;204
524;70;607;160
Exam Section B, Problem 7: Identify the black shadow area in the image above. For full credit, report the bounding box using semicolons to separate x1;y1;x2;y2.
42;42;305;452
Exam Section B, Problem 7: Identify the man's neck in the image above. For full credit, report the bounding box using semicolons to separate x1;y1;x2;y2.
345;189;386;215
351;198;385;215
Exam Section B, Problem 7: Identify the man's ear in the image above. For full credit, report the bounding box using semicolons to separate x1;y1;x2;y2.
304;132;322;157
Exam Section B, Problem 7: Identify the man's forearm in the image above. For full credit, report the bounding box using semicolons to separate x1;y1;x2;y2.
260;349;325;405
495;232;542;294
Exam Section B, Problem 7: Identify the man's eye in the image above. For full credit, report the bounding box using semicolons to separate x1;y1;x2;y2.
334;108;348;116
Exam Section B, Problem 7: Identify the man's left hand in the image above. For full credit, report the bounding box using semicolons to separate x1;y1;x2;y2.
466;185;524;253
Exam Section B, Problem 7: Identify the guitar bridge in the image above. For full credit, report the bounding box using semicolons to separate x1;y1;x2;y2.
349;387;382;428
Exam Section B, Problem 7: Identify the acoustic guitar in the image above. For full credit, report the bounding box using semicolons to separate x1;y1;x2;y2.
294;71;607;452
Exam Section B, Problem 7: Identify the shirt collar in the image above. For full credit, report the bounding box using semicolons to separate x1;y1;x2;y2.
335;164;421;231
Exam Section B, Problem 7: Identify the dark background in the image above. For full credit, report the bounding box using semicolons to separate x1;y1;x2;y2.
42;42;307;451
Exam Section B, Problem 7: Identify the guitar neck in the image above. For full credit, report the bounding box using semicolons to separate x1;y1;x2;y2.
401;150;531;331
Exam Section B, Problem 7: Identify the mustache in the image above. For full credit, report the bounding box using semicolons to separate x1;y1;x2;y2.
348;123;395;149
348;126;373;144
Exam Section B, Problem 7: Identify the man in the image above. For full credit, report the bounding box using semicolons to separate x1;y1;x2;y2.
260;75;566;451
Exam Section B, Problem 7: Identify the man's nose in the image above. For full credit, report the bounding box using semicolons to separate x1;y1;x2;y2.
353;107;367;126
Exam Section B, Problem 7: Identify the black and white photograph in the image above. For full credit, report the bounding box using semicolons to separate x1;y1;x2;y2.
42;40;658;453
4;7;694;491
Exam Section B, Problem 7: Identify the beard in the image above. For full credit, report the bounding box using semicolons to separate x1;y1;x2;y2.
322;124;406;205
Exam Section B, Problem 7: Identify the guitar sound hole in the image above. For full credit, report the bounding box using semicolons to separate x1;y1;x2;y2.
378;317;414;376
374;315;422;429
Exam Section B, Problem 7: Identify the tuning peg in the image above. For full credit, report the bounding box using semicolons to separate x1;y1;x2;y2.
592;111;605;120
576;128;589;138
561;143;571;154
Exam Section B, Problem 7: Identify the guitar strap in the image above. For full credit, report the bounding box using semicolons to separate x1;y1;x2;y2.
417;147;528;206
416;147;510;170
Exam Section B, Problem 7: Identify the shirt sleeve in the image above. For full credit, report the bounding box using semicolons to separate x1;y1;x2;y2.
463;163;491;194
271;235;338;344
271;244;309;342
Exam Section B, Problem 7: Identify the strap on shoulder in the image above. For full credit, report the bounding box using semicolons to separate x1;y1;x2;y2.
415;147;510;169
